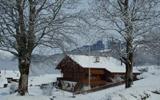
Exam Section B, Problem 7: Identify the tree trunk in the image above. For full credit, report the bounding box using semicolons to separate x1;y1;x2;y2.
18;54;31;95
125;41;133;88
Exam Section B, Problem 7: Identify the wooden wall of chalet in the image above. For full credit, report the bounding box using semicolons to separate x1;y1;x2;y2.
57;56;86;81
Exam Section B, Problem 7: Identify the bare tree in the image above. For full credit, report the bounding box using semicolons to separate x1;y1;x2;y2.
90;0;160;88
0;0;83;95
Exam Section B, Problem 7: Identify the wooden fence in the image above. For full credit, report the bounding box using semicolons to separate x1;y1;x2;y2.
75;81;125;94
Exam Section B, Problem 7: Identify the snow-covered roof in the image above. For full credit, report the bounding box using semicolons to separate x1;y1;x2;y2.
68;55;139;73
0;70;20;79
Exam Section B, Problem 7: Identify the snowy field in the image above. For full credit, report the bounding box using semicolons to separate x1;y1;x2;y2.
0;65;160;100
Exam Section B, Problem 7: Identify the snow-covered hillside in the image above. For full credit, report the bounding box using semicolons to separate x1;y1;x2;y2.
0;50;64;75
0;65;160;100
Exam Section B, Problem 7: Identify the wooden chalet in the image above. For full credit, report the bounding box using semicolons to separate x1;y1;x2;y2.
56;55;140;91
0;70;20;83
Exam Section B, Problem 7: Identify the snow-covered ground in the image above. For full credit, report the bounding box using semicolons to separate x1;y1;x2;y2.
0;65;160;100
29;74;62;86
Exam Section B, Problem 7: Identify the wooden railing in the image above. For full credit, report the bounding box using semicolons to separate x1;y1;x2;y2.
75;81;125;94
75;78;140;94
